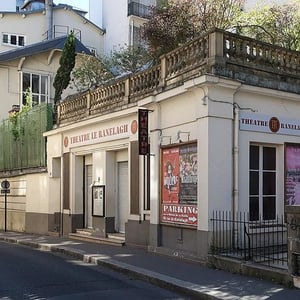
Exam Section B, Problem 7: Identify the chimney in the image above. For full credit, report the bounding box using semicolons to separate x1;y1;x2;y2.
45;0;53;40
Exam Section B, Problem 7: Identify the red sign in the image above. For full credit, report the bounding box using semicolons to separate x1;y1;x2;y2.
161;204;197;226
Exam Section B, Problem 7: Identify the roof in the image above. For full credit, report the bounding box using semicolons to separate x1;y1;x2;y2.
0;35;92;63
0;4;104;34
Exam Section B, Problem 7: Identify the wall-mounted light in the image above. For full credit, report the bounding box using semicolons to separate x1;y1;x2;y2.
176;131;190;143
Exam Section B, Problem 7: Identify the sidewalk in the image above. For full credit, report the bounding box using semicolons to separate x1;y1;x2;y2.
0;231;299;299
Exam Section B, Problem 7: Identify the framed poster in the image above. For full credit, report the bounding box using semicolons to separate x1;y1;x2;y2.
285;143;300;206
92;185;105;216
161;142;198;226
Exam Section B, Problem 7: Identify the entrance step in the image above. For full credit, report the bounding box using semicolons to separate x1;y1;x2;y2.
75;229;93;236
107;233;125;241
69;230;125;246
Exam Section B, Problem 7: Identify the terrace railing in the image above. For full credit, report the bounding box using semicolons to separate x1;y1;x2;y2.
57;29;300;125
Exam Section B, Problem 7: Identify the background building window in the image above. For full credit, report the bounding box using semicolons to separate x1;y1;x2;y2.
249;145;276;221
22;72;49;106
2;33;25;46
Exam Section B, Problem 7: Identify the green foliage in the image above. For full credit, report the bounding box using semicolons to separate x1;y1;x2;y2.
9;89;32;141
237;1;300;51
71;54;113;91
53;32;76;103
71;45;153;91
143;0;300;55
110;45;153;75
142;0;245;57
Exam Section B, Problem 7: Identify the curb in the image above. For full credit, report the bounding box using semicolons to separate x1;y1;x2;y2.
0;235;221;300
46;244;221;300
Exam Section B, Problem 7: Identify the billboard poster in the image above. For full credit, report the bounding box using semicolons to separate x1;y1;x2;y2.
179;144;197;204
162;147;179;203
161;143;198;226
285;143;300;205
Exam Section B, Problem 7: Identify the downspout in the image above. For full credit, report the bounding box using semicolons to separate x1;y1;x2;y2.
233;103;239;247
233;103;239;216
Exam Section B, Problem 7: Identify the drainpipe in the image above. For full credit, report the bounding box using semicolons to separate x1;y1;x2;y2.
233;103;239;247
45;0;53;40
233;103;239;215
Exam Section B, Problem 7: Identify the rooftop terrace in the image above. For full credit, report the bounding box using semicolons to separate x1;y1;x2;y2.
57;29;300;125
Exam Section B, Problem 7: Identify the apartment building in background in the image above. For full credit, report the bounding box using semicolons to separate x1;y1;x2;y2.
0;1;159;120
0;0;104;121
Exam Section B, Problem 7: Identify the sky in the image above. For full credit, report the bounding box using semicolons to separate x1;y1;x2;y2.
55;0;89;13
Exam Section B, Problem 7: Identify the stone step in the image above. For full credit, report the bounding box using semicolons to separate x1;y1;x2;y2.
69;233;125;246
107;233;125;241
75;229;93;236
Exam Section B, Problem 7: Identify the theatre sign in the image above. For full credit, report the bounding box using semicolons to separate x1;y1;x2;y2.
63;119;137;151
240;112;300;136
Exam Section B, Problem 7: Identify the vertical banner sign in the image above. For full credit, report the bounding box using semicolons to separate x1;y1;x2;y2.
138;109;149;155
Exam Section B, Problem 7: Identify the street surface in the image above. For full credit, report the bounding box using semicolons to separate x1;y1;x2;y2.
0;241;188;299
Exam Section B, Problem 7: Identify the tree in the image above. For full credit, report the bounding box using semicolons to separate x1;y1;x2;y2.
110;45;153;75
180;0;245;32
142;0;245;57
53;31;76;103
71;45;153;92
237;1;300;51
71;55;113;92
142;1;196;57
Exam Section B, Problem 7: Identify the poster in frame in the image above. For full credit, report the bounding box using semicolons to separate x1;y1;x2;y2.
161;142;198;227
285;143;300;206
92;185;105;217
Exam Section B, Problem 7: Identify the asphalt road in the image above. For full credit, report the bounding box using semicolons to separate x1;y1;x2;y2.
0;241;188;300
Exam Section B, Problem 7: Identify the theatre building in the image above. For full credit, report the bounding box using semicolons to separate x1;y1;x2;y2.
19;30;300;262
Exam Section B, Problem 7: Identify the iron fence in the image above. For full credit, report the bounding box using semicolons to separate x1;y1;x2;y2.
210;211;287;268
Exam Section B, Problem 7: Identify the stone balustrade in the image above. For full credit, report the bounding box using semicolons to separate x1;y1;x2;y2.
224;31;300;75
57;29;300;125
89;79;126;115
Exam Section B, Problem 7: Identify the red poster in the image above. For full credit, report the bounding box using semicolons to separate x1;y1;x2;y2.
162;147;179;203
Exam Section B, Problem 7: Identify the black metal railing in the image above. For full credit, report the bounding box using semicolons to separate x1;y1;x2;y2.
128;2;152;19
210;211;287;268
